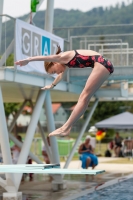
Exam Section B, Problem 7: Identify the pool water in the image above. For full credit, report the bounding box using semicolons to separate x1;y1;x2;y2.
75;178;133;200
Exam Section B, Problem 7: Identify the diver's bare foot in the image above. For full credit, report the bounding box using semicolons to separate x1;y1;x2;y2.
49;127;71;137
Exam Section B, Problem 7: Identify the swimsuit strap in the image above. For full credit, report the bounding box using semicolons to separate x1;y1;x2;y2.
65;50;79;65
75;50;79;55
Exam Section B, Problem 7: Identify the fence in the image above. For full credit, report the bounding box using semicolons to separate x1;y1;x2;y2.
9;135;133;161
53;24;133;67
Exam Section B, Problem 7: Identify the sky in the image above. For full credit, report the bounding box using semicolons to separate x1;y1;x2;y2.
2;0;131;19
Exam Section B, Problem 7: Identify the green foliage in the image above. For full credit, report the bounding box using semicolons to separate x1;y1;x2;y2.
81;100;133;131
90;101;125;124
102;129;115;142
6;54;14;66
4;103;22;118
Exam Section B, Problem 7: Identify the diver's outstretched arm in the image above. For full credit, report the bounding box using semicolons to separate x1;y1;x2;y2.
41;72;65;90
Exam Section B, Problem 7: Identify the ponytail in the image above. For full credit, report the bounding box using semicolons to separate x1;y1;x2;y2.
56;45;62;55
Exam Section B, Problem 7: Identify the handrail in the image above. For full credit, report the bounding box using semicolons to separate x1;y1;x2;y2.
53;23;133;30
0;14;16;21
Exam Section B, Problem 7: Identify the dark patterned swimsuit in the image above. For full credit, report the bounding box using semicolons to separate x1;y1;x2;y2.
66;50;114;74
82;144;92;151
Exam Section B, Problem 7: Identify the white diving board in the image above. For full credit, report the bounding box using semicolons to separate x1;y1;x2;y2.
0;164;105;175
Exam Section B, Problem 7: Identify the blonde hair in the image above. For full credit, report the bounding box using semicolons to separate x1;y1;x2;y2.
44;45;62;72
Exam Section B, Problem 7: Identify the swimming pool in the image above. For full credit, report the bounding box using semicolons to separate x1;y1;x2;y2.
64;174;133;200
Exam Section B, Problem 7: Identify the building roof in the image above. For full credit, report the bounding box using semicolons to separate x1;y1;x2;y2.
23;106;32;113
52;103;61;114
23;104;61;114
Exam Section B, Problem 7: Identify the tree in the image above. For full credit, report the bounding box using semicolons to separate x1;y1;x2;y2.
4;103;21;119
4;103;22;135
6;54;14;66
121;1;126;7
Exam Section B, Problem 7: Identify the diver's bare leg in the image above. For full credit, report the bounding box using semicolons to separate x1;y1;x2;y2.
49;63;110;137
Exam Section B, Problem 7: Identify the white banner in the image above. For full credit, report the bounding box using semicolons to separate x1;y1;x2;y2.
15;19;64;74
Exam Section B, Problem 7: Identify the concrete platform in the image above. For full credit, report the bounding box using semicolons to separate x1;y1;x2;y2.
0;157;132;200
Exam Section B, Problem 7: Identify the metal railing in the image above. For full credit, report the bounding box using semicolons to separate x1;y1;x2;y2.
53;23;133;67
68;34;133;67
0;14;16;67
0;15;133;85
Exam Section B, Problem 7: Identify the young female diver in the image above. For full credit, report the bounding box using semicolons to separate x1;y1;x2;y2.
15;46;114;137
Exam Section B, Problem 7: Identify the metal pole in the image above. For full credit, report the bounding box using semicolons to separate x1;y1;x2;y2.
64;99;99;168
44;91;63;184
127;43;129;66
80;40;82;49
85;37;87;49
15;90;47;189
38;121;53;161
37;121;58;180
29;99;53;161
8;100;27;132
8;99;43;164
0;0;4;54
45;0;54;32
120;40;122;66
8;133;43;164
67;29;70;50
44;0;60;166
0;88;16;191
44;91;60;164
14;18;17;81
70;37;73;50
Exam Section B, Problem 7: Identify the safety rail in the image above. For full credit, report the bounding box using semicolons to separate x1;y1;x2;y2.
53;23;133;67
0;15;133;87
0;14;16;74
1;17;133;67
99;48;133;66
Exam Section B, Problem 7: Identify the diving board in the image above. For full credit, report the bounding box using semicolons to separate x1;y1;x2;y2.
0;163;60;169
0;164;105;175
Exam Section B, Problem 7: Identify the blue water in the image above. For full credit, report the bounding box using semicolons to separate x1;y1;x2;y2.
75;178;133;200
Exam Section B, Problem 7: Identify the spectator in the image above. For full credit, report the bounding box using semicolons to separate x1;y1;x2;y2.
42;137;50;164
113;132;123;157
11;135;33;181
27;156;34;181
123;138;133;157
11;135;22;164
11;135;25;182
42;137;53;181
78;135;98;169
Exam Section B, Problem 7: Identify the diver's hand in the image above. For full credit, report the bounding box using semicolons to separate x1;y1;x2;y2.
15;58;30;66
41;84;54;90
